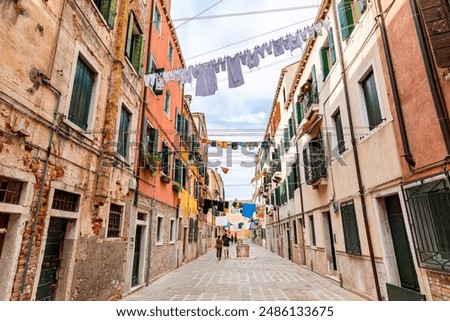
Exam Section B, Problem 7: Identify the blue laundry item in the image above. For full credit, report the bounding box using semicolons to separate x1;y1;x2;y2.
242;203;256;218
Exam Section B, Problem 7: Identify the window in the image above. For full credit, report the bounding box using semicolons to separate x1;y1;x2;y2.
68;58;95;130
188;218;194;242
145;122;159;154
404;179;450;271
164;90;171;116
333;109;346;154
0;177;22;204
118;106;131;159
107;204;123;238
161;142;171;176
168;41;174;65
361;71;382;130
169;219;175;243
293;220;298;245
0;214;10;256
93;0;117;27
153;5;162;34
319;28;336;80
338;0;367;40
125;12;144;75
52;189;80;212
310;215;316;246
173;158;184;185
156;216;163;243
341;201;361;255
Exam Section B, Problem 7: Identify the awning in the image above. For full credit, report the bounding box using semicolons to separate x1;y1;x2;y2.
299;114;323;138
250;169;267;184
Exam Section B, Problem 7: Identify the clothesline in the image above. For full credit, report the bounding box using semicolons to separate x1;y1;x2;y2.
144;20;331;97
202;138;270;150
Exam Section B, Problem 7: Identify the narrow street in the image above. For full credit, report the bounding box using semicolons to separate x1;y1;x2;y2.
123;240;365;301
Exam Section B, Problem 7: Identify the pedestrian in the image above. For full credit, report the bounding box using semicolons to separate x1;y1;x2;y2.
215;235;223;260
223;233;230;259
230;234;235;244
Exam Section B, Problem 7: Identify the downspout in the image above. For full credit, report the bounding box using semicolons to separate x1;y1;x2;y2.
145;201;153;286
331;1;382;300
140;0;156;287
409;0;450;153
374;0;416;168
134;0;155;206
19;79;61;300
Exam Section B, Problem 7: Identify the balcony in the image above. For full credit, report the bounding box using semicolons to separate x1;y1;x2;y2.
303;135;327;187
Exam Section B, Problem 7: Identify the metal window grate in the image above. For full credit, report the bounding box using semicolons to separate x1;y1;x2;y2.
0;177;23;204
404;179;450;271
107;204;123;238
52;189;80;212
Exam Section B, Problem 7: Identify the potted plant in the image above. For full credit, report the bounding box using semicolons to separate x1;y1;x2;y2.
172;181;183;193
143;152;161;174
160;173;170;183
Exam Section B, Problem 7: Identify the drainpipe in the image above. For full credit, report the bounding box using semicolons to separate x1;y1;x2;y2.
409;0;450;153
19;78;61;300
331;1;382;300
145;202;153;286
134;0;155;206
374;0;416;168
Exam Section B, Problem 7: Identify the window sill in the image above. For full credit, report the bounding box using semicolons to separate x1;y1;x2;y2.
63;119;95;142
155;241;164;246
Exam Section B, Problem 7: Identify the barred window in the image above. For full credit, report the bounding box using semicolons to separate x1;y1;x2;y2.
52;189;80;212
0;177;23;204
107;204;123;238
404;179;450;271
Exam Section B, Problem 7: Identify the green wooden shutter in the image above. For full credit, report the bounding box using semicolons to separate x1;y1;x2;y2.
284;128;290;151
288;117;294;139
296;101;303;124
100;0;117;27
341;202;361;255
320;47;330;81
311;64;318;97
125;14;134;59
338;0;354;40
132;34;144;75
328;28;336;65
362;72;382;130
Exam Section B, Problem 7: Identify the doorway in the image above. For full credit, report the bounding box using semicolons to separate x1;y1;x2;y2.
131;225;142;287
385;195;420;292
36;217;67;301
323;211;337;272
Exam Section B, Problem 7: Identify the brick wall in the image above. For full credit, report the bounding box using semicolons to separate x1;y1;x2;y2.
427;270;450;301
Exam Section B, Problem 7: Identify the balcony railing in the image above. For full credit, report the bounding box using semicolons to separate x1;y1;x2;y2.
303;137;327;185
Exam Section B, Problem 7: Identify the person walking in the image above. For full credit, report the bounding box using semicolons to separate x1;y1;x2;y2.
223;233;230;259
215;235;223;260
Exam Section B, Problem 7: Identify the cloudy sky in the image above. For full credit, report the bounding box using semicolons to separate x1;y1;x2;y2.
170;0;320;201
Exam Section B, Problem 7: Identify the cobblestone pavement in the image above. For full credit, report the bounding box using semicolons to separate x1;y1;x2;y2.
123;240;366;301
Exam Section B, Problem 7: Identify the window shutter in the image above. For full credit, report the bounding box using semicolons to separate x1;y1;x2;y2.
311;64;318;96
125;14;134;59
296;101;303;125
362;73;382;130
176;110;182;134
320;47;330;81
100;0;117;27
132;34;145;75
328;28;336;64
288;117;294;139
338;0;354;40
283;128;290;151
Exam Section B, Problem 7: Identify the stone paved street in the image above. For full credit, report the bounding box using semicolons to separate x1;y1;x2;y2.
123;240;366;301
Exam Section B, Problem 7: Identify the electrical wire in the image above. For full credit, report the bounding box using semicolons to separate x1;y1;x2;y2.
173;5;320;22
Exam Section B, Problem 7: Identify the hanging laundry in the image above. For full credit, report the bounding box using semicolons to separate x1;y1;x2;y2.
242;203;256;218
217;201;224;212
299;28;308;42
272;37;285;57
322;19;332;33
307;25;316;39
231;142;238;150
226;53;245;88
314;22;323;36
211;140;217;147
244;48;260;70
144;73;156;87
254;45;265;59
180;66;193;85
203;199;213;214
192;62;218;97
262;42;273;55
215;216;229;227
